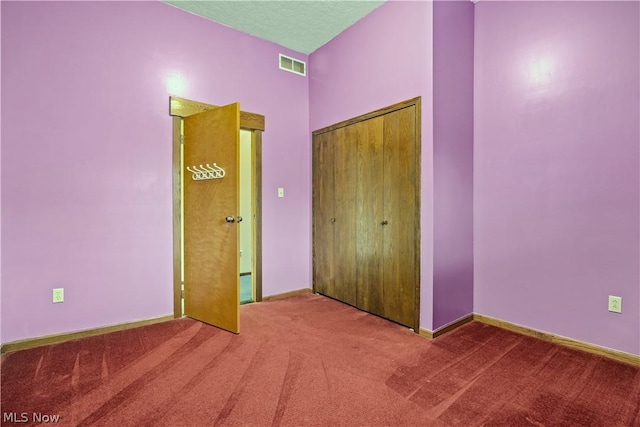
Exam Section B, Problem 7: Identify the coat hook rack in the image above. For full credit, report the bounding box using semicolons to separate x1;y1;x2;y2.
186;163;226;181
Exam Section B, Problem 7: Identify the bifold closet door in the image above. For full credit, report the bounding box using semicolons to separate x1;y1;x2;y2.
312;131;335;297
313;99;420;330
355;117;384;315
312;127;358;305
382;106;418;327
333;126;358;306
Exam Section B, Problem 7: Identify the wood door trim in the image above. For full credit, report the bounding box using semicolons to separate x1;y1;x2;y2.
172;117;182;318
171;99;264;318
312;97;420;136
413;98;422;333
170;97;265;131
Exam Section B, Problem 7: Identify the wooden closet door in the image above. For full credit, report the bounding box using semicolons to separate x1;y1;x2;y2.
355;117;384;315
312;131;335;296
332;126;358;305
382;106;417;328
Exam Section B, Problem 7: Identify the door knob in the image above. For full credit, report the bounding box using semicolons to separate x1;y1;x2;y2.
330;218;336;223
381;220;388;226
225;216;236;223
236;216;243;223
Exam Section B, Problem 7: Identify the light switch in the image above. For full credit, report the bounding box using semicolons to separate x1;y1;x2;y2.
278;187;284;198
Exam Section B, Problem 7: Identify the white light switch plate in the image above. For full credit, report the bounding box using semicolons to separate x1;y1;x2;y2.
278;187;284;198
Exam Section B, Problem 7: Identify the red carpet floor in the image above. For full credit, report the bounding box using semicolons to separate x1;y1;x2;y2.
1;294;639;426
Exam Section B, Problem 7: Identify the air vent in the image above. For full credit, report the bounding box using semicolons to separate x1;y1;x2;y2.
279;54;306;76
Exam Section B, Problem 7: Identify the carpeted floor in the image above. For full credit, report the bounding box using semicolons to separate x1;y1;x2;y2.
1;294;639;426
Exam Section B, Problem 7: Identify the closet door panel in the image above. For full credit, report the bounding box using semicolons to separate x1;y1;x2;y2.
333;126;358;305
382;106;417;327
356;117;384;315
312;132;335;296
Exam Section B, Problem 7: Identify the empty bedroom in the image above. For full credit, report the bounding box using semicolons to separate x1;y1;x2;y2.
1;0;638;425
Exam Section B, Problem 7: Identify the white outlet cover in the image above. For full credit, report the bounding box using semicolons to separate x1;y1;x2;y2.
278;187;284;198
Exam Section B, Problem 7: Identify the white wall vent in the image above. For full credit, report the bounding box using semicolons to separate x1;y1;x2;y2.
279;54;306;76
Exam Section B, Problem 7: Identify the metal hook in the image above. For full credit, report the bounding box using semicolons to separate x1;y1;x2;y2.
186;162;226;181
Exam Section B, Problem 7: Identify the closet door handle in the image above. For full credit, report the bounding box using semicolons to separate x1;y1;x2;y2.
225;216;236;223
330;218;336;223
381;220;388;226
236;216;243;223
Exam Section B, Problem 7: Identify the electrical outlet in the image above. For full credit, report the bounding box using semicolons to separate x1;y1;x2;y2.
53;288;64;303
278;187;284;198
608;295;622;313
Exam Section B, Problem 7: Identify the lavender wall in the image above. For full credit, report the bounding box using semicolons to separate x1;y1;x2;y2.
474;1;640;355
1;1;310;343
309;1;435;330
0;2;3;346
432;0;474;330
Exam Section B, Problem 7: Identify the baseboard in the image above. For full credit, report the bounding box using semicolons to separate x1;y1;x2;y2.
262;288;312;301
418;328;433;339
418;313;474;340
474;313;640;366
1;314;174;354
7;304;634;366
433;314;474;338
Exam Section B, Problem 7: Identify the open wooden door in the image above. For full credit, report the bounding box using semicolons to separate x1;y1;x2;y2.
183;103;241;333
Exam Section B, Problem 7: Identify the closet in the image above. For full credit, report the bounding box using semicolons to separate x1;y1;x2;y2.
312;98;420;330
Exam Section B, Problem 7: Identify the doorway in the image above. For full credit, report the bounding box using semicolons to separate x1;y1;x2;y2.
170;97;264;324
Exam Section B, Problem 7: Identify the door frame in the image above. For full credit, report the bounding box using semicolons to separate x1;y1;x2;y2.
312;97;421;332
170;96;265;318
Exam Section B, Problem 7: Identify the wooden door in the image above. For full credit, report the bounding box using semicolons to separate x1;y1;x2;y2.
332;126;358;305
312;126;358;305
356;117;384;315
312;131;335;296
183;103;241;333
382;106;417;327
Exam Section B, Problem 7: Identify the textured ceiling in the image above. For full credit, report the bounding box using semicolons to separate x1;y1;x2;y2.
164;0;386;54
